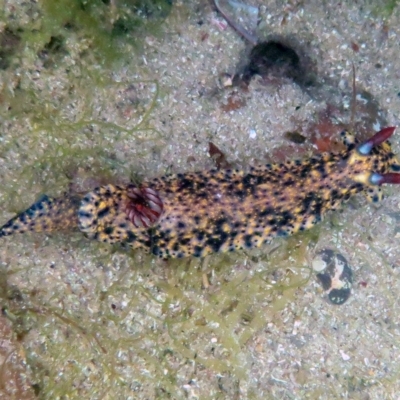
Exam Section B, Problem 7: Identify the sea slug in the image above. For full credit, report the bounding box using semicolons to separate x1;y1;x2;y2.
1;127;400;259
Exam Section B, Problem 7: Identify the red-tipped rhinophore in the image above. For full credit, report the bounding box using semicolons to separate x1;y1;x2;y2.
358;127;396;155
366;126;396;147
123;186;163;228
370;172;400;186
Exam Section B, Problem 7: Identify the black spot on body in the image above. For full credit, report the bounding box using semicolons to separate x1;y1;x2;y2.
259;207;274;217
104;226;113;235
313;202;323;217
278;211;294;226
217;231;229;245
205;236;223;253
277;229;289;237
227;183;235;192
179;178;194;191
309;161;327;176
243;234;253;248
242;174;263;190
177;221;186;229
197;192;208;199
283;179;295;186
36;201;45;211
26;208;36;217
126;231;136;242
235;189;246;198
196;181;206;190
215;217;227;229
196;231;205;241
391;164;400;172
98;206;110;218
299;165;312;178
172;242;180;252
193;246;203;257
79;211;92;219
301;193;315;210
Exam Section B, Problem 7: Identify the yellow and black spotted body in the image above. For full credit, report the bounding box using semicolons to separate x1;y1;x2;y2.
1;128;400;259
0;194;81;236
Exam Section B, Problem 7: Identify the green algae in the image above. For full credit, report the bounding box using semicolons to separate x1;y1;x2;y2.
1;74;160;213
0;227;315;398
372;0;400;18
37;0;174;65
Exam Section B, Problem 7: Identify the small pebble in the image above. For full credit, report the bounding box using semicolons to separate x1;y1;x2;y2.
249;129;257;139
313;249;353;305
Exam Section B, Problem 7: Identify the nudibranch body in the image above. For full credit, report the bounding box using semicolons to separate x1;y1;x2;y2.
1;128;400;259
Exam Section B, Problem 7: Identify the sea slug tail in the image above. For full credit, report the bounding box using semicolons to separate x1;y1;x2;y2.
0;194;81;237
